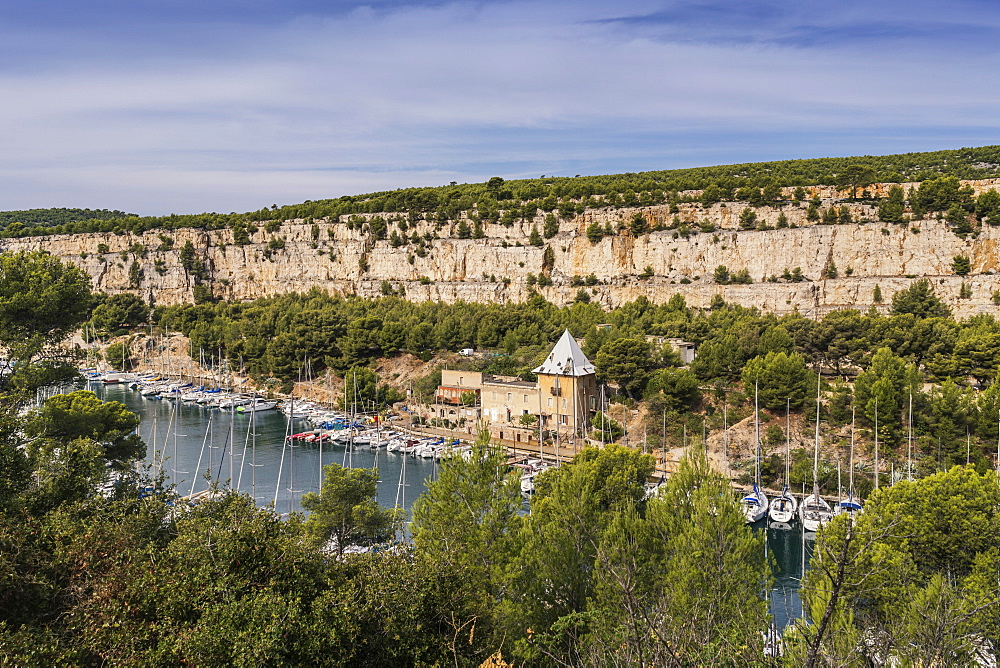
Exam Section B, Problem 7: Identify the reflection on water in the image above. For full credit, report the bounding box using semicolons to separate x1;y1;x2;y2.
762;521;813;629
90;383;436;517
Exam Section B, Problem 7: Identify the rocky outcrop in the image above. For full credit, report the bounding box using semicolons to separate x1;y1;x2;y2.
5;181;1000;318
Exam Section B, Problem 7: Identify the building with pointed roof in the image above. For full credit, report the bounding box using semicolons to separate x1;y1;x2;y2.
434;329;598;452
533;330;597;442
532;329;596;377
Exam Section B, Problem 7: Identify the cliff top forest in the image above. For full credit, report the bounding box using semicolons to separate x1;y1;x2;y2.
4;144;1000;237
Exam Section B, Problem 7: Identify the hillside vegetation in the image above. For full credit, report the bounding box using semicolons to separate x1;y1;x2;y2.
3;144;1000;238
0;207;134;233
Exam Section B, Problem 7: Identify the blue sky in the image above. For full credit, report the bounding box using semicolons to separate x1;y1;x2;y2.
2;0;999;215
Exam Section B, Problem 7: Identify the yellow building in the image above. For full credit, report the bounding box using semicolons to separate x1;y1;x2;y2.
435;329;598;449
532;329;598;444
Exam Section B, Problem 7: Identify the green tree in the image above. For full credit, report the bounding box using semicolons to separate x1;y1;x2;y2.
741;351;812;410
543;214;559;238
104;341;135;371
585;222;605;243
595;338;654;398
789;466;1000;664
976;188;1000;224
301;463;402;554
952;254;971;276
22;391;143;509
807;202;820;222
485;176;505;199
854;347;919;445
589;411;624;441
713;265;731;284
89;293;150;338
891;278;951;319
411;429;522;650
630;212;648;235
947;203;973;235
596;449;768;664
528;225;543;246
837;164;874;198
878;185;906;223
645;367;701;411
952;324;1000;386
341;366;380;410
915;175;967;212
503;445;655;663
0;250;92;396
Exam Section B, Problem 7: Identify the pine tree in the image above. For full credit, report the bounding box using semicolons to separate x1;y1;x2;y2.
528;225;543;246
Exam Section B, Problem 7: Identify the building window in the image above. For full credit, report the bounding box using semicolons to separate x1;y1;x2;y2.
560;415;568;425
562;398;567;409
459;376;464;385
548;397;553;407
523;394;528;403
507;392;512;401
590;396;596;410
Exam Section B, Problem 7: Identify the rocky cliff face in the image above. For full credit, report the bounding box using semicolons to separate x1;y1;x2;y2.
5;180;1000;318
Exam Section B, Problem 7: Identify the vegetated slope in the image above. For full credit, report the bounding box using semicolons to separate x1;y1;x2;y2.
0;208;135;233
3;145;1000;238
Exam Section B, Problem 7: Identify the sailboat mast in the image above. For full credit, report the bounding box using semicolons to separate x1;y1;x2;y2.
874;397;879;492
785;398;791;490
754;381;761;489
662;409;667;481
724;404;728;459
251;406;257;500
813;371;821;498
849;407;856;499
908;390;914;481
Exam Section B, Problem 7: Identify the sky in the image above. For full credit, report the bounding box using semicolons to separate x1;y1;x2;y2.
2;0;999;215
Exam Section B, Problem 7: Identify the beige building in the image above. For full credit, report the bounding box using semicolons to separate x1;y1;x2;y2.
436;329;599;449
533;330;598;442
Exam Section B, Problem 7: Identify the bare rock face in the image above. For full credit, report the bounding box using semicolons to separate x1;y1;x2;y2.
4;180;1000;317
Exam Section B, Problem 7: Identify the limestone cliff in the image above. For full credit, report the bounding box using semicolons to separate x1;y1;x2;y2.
4;180;1000;318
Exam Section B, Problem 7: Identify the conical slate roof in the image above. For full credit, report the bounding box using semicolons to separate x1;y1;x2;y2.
532;329;595;377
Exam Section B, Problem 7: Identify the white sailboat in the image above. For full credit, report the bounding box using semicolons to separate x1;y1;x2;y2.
835;407;864;518
768;398;798;524
800;373;834;532
741;382;768;523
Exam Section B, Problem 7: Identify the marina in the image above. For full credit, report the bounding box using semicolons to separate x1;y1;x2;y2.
84;377;809;628
88;379;440;517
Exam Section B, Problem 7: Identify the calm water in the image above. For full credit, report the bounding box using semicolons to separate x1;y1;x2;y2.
90;383;437;517
92;383;807;627
765;523;811;629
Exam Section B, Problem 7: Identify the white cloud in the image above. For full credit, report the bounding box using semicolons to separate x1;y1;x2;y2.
0;0;999;214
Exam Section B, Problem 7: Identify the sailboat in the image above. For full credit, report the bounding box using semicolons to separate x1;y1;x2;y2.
835;408;864;518
800;373;834;533
768;398;798;524
740;382;768;523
